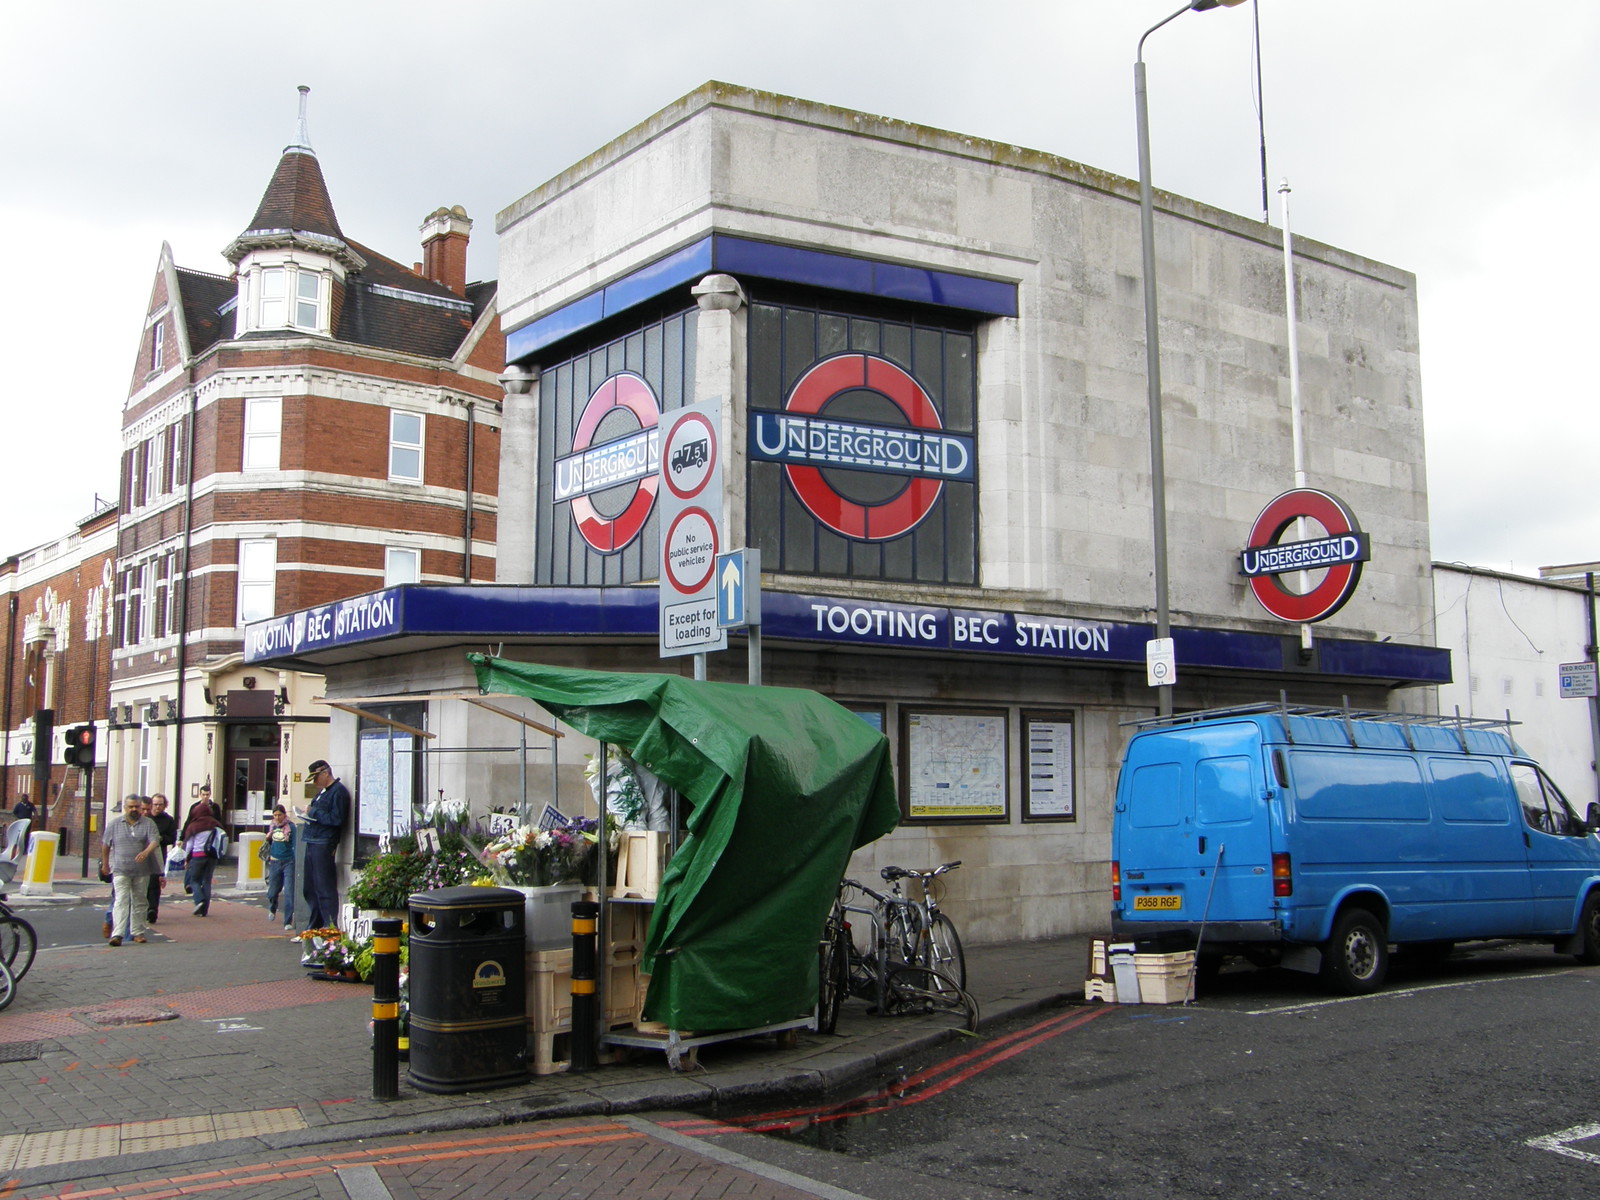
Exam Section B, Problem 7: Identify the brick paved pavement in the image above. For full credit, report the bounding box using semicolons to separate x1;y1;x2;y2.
4;1116;886;1200
1;877;1089;1199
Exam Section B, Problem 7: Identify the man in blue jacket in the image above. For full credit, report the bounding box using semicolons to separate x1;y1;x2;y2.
296;759;349;929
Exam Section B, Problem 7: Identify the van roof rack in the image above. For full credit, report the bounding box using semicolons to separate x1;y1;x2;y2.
1123;699;1518;752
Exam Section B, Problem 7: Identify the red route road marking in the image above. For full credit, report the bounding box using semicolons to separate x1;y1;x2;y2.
668;1005;1113;1136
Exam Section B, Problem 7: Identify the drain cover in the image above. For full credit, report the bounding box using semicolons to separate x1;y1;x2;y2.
0;1041;52;1063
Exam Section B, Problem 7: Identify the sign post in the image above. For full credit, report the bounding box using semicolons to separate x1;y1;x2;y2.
658;399;727;663
716;548;762;686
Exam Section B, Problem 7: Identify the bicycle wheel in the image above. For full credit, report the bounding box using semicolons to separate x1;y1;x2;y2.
884;903;923;970
927;913;966;990
0;956;14;1013
1;913;38;980
884;964;978;1033
816;917;849;1035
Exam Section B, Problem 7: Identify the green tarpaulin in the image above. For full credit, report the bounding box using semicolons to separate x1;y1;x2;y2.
469;656;899;1031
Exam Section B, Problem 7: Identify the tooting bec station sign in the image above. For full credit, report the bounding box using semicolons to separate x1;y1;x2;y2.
1239;488;1370;623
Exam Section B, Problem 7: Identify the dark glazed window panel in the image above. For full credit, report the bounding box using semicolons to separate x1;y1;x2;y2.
818;314;849;359
944;335;976;430
783;309;817;392
750;306;783;407
746;296;979;586
881;323;912;371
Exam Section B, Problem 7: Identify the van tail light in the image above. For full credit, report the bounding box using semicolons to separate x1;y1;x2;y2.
1111;861;1122;904
1272;852;1293;897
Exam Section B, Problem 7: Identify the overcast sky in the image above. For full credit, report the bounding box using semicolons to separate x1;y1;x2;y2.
3;1;1595;577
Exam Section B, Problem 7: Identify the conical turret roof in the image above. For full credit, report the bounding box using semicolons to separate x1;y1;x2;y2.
223;87;363;269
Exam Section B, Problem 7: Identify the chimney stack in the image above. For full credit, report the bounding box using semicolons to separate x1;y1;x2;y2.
420;205;472;297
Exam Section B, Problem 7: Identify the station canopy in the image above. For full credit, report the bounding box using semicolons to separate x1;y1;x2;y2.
469;656;900;1030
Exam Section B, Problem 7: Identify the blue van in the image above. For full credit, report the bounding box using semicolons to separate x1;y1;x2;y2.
1110;703;1600;993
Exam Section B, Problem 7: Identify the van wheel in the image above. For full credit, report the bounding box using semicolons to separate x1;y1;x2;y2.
1576;894;1600;966
1321;909;1388;995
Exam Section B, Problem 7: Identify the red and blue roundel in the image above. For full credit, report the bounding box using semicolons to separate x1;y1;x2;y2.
1239;488;1370;623
551;373;661;554
750;353;974;542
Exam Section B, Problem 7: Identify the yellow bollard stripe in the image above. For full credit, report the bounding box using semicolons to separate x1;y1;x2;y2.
571;979;596;995
372;1002;399;1020
373;937;400;954
572;918;597;934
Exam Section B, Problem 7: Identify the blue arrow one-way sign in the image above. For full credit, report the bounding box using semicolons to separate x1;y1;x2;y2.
716;548;761;629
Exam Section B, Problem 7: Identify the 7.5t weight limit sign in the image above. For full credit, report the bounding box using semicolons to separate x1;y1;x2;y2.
658;399;727;658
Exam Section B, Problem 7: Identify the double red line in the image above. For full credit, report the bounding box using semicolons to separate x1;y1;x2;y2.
667;1004;1112;1137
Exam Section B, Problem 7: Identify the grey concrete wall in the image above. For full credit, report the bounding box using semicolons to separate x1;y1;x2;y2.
498;83;1430;646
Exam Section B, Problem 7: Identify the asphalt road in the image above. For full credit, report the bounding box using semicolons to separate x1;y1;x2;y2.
704;943;1600;1200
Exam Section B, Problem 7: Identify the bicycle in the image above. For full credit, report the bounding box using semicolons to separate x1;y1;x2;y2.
0;851;39;983
818;863;977;1033
880;861;967;991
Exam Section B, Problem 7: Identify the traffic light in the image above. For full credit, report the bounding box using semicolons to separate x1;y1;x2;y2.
63;725;96;768
32;708;54;781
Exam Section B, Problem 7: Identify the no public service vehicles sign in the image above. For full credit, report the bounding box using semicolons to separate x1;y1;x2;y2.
1239;488;1370;623
659;398;728;658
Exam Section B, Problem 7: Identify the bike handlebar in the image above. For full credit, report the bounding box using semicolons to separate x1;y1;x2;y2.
880;860;962;882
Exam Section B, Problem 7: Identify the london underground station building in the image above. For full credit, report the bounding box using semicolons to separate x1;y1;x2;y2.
248;84;1447;942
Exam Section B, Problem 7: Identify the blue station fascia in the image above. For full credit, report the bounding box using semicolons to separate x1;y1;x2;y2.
243;584;1450;686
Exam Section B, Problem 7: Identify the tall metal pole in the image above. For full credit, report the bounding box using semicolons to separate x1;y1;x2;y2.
1280;180;1313;659
1136;5;1189;718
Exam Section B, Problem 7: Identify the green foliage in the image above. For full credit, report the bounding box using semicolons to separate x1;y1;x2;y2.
347;850;429;911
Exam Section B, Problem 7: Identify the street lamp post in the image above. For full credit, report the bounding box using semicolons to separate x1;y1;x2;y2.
1134;0;1245;716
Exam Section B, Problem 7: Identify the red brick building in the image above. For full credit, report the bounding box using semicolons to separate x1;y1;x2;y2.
1;505;117;865
106;103;503;831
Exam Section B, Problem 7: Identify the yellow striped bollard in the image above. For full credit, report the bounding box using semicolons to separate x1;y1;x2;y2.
371;917;403;1100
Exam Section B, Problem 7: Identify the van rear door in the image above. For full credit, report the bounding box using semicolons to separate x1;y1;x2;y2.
1120;721;1275;924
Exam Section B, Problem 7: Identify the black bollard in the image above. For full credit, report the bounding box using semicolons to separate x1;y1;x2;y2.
371;917;402;1100
569;900;600;1073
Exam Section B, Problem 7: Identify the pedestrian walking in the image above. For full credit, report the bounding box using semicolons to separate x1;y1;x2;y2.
100;796;158;946
263;803;296;932
295;760;349;929
183;784;222;829
145;793;176;924
180;798;224;917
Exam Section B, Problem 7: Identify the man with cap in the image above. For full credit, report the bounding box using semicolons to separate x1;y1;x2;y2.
295;760;349;930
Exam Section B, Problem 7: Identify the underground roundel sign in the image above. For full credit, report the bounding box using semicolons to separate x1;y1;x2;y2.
552;373;662;553
1239;488;1370;623
749;353;974;542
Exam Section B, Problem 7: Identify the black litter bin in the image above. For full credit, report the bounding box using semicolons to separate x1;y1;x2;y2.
407;885;527;1093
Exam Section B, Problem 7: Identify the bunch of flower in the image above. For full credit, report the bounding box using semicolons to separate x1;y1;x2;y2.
480;823;587;885
567;814;624;885
419;842;485;891
421;795;471;836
